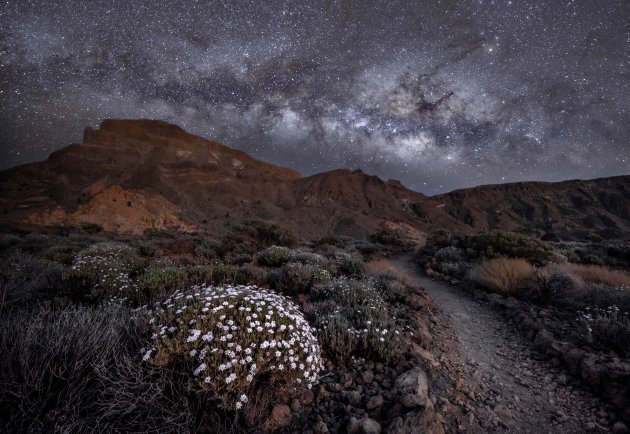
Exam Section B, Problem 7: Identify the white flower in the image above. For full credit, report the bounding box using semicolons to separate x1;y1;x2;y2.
225;373;237;383
142;349;153;362
193;363;207;376
187;329;202;343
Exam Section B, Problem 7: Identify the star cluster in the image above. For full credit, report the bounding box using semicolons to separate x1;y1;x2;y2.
1;0;629;193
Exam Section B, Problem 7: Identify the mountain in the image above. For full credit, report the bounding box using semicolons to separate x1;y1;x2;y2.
1;119;629;241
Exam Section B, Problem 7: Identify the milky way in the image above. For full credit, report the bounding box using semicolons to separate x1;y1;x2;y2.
1;0;629;194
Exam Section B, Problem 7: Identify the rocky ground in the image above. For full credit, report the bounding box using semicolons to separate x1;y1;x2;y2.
392;256;628;434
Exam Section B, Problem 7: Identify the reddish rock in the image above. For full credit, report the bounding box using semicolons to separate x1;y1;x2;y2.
263;405;292;431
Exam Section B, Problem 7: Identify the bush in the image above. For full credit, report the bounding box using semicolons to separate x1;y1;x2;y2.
0;251;64;311
580;306;630;357
571;284;630;313
369;273;409;303
0;305;193;433
316;314;358;361
222;220;297;255
195;243;220;261
312;277;408;363
140;265;189;294
556;263;630;288
523;268;576;305
268;263;330;295
370;227;412;249
65;242;142;303
332;251;366;277
145;285;323;411
435;246;463;263
436;261;462;276
256;246;295;267
469;258;533;295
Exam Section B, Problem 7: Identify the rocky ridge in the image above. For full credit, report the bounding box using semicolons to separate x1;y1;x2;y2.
1;119;630;241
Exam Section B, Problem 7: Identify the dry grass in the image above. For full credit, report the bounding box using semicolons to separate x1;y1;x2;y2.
556;263;630;288
366;258;409;285
470;258;533;295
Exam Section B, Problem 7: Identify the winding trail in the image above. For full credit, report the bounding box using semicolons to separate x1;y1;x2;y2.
391;256;613;434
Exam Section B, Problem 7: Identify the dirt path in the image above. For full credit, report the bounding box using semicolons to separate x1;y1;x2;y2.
391;256;614;434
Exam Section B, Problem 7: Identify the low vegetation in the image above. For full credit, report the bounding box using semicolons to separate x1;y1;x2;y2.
0;226;420;432
419;230;630;357
469;258;533;295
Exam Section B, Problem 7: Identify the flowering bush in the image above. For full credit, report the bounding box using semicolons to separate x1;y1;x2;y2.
332;251;366;276
255;246;295;267
290;251;336;271
144;285;323;410
268;263;331;295
313;278;408;363
66;242;142;302
435;245;463;262
580;306;630;357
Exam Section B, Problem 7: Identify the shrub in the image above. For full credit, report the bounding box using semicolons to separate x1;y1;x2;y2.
469;258;533;295
332;251;366;277
436;261;462;276
222;220;297;255
370;227;412;249
0;232;21;250
268;263;330;295
435;246;463;263
0;305;194;432
42;244;79;265
145;285;322;411
369;273;409;303
454;231;556;265
315;314;358;361
571;284;630;313
140;265;189;294
227;253;253;266
0;251;64;311
256;246;295;267
556;263;630;288
523;268;576;305
580;306;630;357
312;277;407;362
65;242;142;303
133;239;160;257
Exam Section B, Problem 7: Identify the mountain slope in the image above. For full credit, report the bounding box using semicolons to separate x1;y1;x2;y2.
1;119;629;240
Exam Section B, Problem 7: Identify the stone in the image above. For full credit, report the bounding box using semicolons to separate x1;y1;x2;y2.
263;405;292;431
493;404;513;419
585;422;597;432
395;367;429;400
401;393;428;409
613;422;629;434
363;371;374;384
347;417;381;434
290;398;301;412
300;388;315;405
313;419;329;434
366;394;384;410
534;328;554;348
344;390;363;406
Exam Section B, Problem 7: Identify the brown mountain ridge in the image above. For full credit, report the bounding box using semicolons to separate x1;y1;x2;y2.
1;119;629;241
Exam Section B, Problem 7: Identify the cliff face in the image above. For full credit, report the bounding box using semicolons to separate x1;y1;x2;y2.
1;119;629;240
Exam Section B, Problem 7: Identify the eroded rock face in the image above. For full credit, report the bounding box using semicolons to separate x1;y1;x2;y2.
25;185;194;235
2;118;630;239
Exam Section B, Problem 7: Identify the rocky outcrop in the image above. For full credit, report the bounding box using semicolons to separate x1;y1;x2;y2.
2;118;629;239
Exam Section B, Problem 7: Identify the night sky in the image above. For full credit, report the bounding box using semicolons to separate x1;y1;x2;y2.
1;0;629;194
